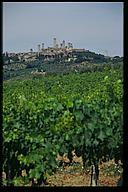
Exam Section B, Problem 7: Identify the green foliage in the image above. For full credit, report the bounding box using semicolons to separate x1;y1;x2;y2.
3;68;123;185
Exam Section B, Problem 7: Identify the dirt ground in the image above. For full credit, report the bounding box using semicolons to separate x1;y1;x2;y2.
2;153;122;186
47;154;122;186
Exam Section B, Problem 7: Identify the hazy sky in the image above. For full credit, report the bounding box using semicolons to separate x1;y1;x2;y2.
3;2;123;56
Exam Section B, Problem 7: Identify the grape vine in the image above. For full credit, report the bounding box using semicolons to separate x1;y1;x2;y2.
3;69;123;186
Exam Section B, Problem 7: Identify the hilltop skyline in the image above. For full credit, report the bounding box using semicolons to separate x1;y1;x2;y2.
3;2;123;56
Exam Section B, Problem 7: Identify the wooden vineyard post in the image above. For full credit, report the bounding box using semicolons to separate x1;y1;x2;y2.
90;164;99;186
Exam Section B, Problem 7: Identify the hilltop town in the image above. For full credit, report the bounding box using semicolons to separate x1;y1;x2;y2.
3;37;122;64
3;38;123;80
3;38;87;64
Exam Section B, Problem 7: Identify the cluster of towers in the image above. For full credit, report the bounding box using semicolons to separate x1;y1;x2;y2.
35;38;73;53
53;38;73;49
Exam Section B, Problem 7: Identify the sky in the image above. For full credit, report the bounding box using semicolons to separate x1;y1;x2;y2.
3;2;123;56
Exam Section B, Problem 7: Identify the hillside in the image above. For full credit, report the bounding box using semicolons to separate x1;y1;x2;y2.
3;50;123;80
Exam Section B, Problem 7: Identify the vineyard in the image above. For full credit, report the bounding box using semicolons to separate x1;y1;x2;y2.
3;67;123;186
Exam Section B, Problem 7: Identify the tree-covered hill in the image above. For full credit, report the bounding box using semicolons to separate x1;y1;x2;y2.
3;50;123;80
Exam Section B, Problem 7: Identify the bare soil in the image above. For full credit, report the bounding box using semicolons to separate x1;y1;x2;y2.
47;154;122;186
2;153;122;186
